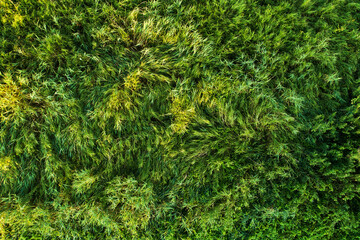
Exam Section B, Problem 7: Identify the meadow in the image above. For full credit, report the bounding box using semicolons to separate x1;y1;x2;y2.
0;0;360;239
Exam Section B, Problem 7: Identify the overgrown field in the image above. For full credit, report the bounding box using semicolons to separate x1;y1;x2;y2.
1;0;360;239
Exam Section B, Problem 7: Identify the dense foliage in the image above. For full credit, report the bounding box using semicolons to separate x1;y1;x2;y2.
1;0;360;239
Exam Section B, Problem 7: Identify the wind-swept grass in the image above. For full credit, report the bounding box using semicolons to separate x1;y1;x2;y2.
1;0;360;239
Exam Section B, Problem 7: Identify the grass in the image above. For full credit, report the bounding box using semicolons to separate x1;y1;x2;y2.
0;0;360;239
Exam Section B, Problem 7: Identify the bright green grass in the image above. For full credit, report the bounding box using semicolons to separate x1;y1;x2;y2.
1;0;360;239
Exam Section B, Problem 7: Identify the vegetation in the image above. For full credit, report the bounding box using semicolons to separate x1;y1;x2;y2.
1;0;360;239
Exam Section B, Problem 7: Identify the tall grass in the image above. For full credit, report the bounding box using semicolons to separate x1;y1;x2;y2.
1;0;359;239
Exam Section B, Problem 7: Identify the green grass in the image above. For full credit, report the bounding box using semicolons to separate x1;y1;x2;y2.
0;0;360;239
